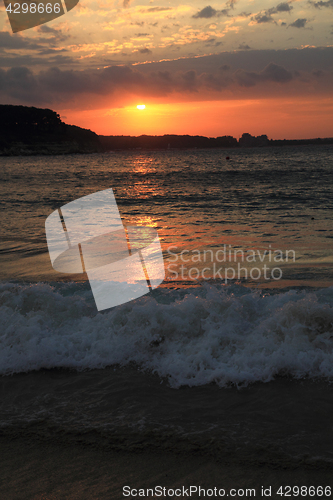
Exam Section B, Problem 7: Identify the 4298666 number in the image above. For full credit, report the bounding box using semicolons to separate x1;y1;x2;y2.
277;486;331;496
6;3;61;14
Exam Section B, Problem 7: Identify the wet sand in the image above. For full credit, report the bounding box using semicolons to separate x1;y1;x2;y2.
1;436;333;500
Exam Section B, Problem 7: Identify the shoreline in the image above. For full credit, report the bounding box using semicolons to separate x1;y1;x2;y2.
0;141;333;159
1;141;333;157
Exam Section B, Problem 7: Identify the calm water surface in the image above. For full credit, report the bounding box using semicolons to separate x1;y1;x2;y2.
1;145;333;286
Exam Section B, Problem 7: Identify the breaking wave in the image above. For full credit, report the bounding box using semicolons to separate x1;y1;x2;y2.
1;281;333;387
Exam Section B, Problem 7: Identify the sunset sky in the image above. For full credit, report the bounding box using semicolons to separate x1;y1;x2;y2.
1;0;333;138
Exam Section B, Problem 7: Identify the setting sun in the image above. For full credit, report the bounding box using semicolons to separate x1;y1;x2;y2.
137;105;146;110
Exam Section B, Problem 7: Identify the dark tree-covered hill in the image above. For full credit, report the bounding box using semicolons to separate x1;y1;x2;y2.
0;105;102;155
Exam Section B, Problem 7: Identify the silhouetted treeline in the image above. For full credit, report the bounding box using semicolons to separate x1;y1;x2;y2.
99;134;238;150
100;133;333;150
0;105;101;155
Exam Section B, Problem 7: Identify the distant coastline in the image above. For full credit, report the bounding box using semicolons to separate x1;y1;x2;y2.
99;133;333;151
1;104;332;156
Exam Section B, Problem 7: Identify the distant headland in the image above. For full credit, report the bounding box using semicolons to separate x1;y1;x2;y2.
1;104;332;156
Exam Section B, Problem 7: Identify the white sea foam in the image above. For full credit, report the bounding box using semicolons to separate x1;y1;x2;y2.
1;282;333;387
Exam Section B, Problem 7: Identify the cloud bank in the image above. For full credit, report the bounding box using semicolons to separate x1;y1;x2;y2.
0;47;332;109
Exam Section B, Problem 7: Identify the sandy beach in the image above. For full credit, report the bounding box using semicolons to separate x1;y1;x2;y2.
1;436;333;500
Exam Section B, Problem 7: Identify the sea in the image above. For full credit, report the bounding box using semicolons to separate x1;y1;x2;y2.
1;145;333;469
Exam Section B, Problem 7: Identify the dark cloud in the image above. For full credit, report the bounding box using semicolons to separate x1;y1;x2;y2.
134;33;150;37
235;63;293;87
238;44;251;50
36;25;60;35
138;48;152;54
309;0;333;7
1;48;332;108
192;6;218;18
261;63;293;82
0;61;294;102
253;13;275;23
237;11;252;17
0;67;41;102
0;53;75;67
204;39;223;47
37;49;68;56
145;47;333;74
0;32;61;50
156;70;172;82
138;7;171;13
192;1;245;19
0;27;70;67
182;70;198;90
290;18;307;28
276;2;293;12
0;32;33;49
35;26;69;43
192;4;231;18
203;72;233;90
0;28;69;57
252;2;293;24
